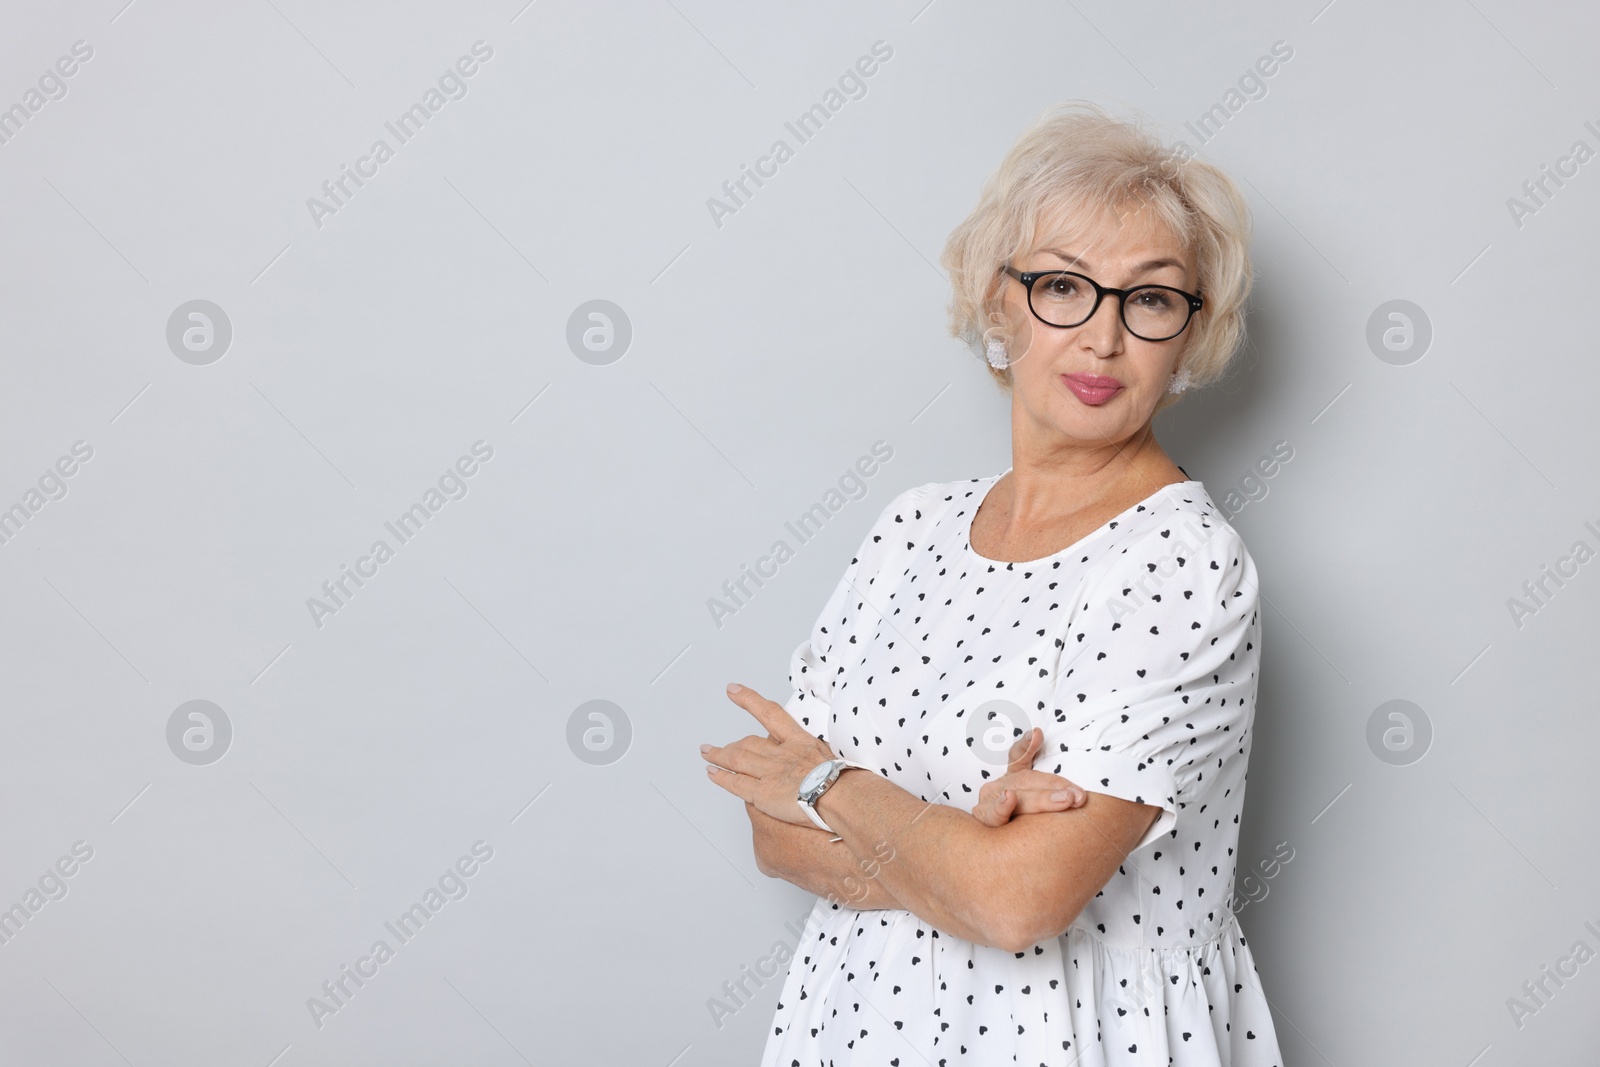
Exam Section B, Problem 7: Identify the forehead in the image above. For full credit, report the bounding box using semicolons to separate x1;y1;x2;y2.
1030;199;1191;266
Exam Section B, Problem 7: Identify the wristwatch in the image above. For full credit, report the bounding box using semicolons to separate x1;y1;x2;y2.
797;755;871;835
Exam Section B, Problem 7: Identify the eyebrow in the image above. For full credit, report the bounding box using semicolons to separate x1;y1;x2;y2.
1039;248;1185;273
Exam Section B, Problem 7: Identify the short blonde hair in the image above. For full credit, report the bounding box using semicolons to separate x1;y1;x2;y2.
940;101;1253;410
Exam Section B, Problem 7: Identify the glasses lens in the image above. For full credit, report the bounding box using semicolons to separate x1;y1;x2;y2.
1030;272;1097;327
1124;287;1191;340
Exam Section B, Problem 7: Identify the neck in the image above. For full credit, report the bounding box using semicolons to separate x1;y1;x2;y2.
1001;419;1184;522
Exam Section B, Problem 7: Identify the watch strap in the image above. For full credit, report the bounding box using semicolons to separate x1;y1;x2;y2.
800;801;834;834
798;756;872;835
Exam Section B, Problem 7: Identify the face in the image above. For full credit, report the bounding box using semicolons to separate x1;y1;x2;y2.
1000;202;1199;457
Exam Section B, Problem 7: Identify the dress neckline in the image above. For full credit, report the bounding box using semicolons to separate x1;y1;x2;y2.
962;469;1202;567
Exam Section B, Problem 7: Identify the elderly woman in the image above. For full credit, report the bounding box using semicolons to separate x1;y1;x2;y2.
701;101;1284;1065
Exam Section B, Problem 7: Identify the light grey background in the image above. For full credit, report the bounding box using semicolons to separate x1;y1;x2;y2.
1;0;1596;1063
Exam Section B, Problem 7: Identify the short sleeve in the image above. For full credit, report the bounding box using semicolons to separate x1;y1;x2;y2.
1036;519;1261;852
784;483;933;744
784;556;859;745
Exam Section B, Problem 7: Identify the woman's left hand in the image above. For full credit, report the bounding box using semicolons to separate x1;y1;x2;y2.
701;683;844;827
970;727;1088;827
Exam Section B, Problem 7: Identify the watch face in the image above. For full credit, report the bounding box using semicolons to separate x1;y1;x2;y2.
799;760;835;796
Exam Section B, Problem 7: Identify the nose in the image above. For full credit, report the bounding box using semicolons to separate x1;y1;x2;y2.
1074;291;1127;356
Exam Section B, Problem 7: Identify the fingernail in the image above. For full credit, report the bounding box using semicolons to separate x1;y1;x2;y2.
699;744;711;754
726;682;744;694
706;765;718;774
1050;790;1072;801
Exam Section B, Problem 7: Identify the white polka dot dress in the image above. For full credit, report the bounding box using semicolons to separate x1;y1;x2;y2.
759;472;1284;1067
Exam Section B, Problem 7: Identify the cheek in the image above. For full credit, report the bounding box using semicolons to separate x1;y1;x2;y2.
1002;297;1033;345
1015;320;1043;364
1019;366;1079;415
1127;345;1181;392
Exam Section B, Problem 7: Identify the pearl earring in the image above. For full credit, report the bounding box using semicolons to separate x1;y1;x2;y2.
1168;367;1193;394
986;338;1009;370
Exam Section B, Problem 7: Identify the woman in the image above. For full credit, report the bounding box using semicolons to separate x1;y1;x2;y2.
701;101;1284;1065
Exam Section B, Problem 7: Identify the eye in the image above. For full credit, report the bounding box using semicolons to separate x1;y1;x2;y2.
1132;289;1176;309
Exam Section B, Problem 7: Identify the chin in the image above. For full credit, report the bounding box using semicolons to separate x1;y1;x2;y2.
1050;399;1149;437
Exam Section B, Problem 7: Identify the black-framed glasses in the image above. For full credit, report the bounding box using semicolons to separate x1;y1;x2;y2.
1000;265;1203;342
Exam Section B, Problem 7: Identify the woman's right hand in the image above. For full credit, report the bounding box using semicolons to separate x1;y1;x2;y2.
970;727;1088;827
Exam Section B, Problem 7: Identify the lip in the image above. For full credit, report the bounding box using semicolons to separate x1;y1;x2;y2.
1062;372;1124;405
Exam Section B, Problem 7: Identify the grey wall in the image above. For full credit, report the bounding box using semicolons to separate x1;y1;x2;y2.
1;0;1596;1063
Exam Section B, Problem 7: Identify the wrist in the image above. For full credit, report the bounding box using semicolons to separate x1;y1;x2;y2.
812;760;866;828
797;755;868;831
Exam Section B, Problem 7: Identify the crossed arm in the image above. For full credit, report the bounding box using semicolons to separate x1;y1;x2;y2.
745;730;1161;953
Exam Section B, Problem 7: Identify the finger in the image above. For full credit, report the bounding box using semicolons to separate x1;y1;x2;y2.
971;788;994;826
700;739;782;780
973;786;1019;828
1052;780;1087;803
702;760;757;804
723;683;806;744
972;795;1000;828
1006;787;1088;816
1006;727;1044;775
976;769;1038;814
1004;728;1035;765
988;768;1086;797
